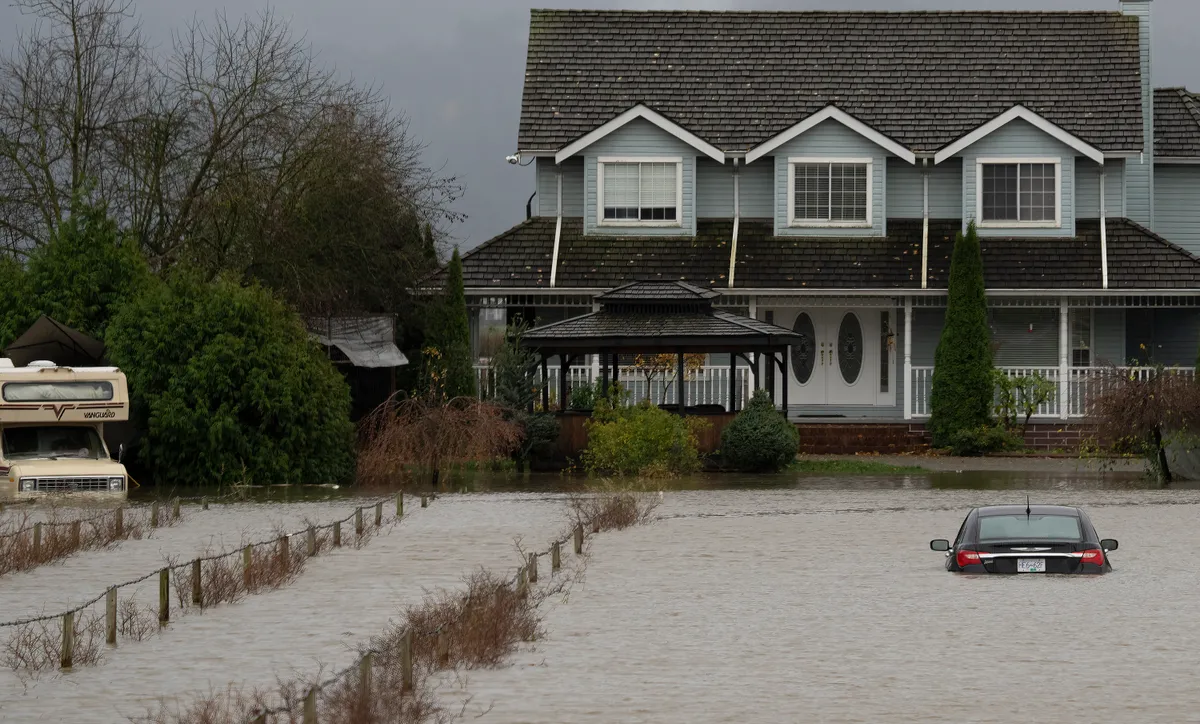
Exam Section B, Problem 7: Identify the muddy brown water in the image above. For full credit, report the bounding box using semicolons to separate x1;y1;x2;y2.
3;470;1198;723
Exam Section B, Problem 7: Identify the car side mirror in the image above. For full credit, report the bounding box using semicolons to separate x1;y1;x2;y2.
1100;538;1118;551
117;443;124;463
930;539;950;552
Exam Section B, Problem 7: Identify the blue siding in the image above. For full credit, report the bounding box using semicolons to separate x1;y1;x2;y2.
1154;165;1200;255
959;118;1077;237
768;120;889;237
535;157;584;217
911;309;944;366
1093;308;1125;367
740;161;775;219
1122;1;1155;227
886;158;963;219
1126;159;1153;226
1075;159;1126;219
696;159;732;218
1125;308;1200;366
579;118;696;236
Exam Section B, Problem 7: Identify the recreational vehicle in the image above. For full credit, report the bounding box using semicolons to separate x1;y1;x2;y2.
0;359;130;500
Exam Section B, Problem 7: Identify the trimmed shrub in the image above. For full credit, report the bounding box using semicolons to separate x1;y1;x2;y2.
720;389;799;471
106;274;355;487
929;221;994;448
583;400;703;476
948;425;1024;457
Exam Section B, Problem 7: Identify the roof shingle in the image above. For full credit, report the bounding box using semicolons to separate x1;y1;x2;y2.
1155;88;1200;158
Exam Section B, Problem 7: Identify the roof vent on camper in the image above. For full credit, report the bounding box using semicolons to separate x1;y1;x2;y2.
26;360;57;368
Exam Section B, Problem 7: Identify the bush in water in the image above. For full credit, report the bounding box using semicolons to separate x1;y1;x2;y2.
720;389;798;472
583;399;703;477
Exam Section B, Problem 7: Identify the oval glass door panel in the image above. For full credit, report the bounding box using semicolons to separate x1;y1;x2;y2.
837;313;863;384
791;313;816;384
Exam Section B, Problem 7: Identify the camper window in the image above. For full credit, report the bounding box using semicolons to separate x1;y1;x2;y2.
2;381;114;402
2;426;105;460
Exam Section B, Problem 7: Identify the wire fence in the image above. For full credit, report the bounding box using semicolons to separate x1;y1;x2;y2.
0;492;431;673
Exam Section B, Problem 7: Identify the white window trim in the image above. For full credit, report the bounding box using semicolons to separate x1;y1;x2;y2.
557;106;724;164
746;106;916;165
934;105;1104;165
786;157;874;228
596;156;684;228
1070;308;1095;368
975;157;1062;229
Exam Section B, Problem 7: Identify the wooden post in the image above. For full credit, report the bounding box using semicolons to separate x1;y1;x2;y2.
400;629;414;692
172;498;181;520
242;545;253;588
780;348;789;414
158;567;169;624
191;559;202;608
573;524;583;555
729;352;738;412
516;567;528;597
677;351;686;415
374;501;382;527
359;652;373;704
355;508;364;536
600;349;609;398
150;502;159;528
436;631;449;666
70;519;81;549
396;491;403;517
592;518;600;534
114;507;123;538
333;521;341;547
202;498;209;511
32;522;42;560
541;356;550;411
421;495;428;508
60;611;74;669
528;552;538;583
559;357;569;412
105;587;117;646
279;535;290;571
551;541;561;572
307;526;317;556
302;687;317;724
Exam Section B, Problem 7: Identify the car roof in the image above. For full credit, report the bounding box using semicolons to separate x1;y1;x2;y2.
976;505;1081;517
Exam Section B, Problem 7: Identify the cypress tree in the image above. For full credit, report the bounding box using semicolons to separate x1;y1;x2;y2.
428;248;476;399
929;221;994;447
422;222;439;269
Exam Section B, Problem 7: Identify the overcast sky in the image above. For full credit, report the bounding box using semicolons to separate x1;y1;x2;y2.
2;0;1197;252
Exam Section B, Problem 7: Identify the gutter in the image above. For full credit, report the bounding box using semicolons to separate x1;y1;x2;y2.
1100;169;1109;290
549;165;563;288
921;159;929;290
728;159;740;289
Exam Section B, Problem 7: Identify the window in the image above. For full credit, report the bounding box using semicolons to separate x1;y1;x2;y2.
598;159;681;225
978;159;1060;226
879;311;890;393
788;158;871;226
2;381;113;402
978;514;1082;542
1070;309;1093;367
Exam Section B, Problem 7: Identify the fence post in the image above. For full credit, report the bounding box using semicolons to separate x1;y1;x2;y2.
60;611;74;669
401;628;414;692
420;495;428;508
106;587;117;646
573;524;583;555
151;502;159;528
191;559;202;608
374;501;382;527
279;535;290;572
114;507;123;538
359;652;373;705
307;526;317;557
552;542;561;572
528;552;538;583
172;498;181;520
32;522;42;561
396;491;404;517
333;521;341;547
355;508;363;536
70;519;81;549
242;545;253;588
159;567;170;624
516;567;528;597
202;498;209;511
302;687;317;724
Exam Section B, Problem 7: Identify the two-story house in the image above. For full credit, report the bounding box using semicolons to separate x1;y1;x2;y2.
445;1;1200;442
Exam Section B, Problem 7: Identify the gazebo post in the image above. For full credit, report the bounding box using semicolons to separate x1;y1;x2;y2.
541;355;549;411
600;350;609;398
753;353;760;392
612;353;619;385
779;349;789;414
559;355;569;412
728;353;737;413
677;351;686;415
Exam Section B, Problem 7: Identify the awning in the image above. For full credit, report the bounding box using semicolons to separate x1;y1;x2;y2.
308;316;408;368
4;316;106;367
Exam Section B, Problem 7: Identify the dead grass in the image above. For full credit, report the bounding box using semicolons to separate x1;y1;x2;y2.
0;504;176;578
1;609;105;671
566;480;662;533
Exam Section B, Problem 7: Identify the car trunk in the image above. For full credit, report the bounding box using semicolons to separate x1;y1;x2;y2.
977;540;1084;574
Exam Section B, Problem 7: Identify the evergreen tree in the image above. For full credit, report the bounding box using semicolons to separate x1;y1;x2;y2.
0;255;34;349
422;222;439;269
427;248;475;398
929;221;994;447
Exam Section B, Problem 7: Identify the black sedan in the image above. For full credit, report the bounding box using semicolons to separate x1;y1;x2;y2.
930;504;1117;574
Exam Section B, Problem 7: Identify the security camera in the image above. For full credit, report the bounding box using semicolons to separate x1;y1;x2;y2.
505;153;520;165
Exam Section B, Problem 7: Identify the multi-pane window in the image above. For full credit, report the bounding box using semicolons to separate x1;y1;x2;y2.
600;161;679;223
981;162;1058;223
791;161;869;223
1070;309;1093;367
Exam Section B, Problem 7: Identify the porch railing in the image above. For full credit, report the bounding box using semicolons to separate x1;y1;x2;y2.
474;364;752;411
910;366;1197;419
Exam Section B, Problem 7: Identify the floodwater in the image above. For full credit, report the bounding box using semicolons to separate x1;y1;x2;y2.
4;470;1200;723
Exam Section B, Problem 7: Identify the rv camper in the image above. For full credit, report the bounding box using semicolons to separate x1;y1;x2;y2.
0;359;130;499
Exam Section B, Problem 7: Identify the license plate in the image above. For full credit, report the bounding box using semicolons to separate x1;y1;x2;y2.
1017;558;1046;573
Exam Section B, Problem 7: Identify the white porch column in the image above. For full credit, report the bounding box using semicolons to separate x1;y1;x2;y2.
590;298;601;385
1058;296;1070;420
903;295;913;420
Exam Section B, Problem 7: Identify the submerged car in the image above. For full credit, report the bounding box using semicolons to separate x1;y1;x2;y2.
930;505;1117;574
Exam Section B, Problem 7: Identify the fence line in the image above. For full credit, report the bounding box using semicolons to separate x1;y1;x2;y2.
0;492;430;673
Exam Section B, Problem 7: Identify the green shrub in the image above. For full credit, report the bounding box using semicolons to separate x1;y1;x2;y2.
948;425;1024;457
720;389;798;471
929;221;994;447
568;381;596;410
583;399;703;476
106;274;355;487
487;322;560;467
426;248;475;399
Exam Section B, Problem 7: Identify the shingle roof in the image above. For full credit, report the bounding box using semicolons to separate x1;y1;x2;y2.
597;280;720;302
524;309;797;343
521;10;1144;154
1155;88;1200;158
445;217;1200;292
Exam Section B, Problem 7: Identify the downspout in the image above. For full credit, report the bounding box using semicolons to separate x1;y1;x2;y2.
549;165;563;288
921;159;929;290
1100;168;1109;290
727;159;740;289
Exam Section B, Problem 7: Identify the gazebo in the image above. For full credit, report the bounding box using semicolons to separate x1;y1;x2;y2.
521;281;802;414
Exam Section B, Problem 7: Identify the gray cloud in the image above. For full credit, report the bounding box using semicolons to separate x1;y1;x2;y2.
2;0;1196;252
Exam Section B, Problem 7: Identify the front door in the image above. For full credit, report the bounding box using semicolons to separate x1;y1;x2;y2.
785;308;879;407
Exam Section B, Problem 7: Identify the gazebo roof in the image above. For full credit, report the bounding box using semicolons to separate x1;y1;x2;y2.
522;281;799;353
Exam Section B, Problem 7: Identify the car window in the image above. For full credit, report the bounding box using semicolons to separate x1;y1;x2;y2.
978;514;1082;541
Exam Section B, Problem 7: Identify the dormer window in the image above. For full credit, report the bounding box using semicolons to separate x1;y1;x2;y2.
597;157;682;226
787;158;872;227
977;158;1061;228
